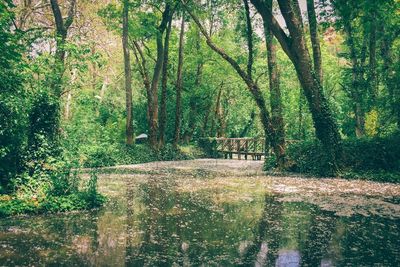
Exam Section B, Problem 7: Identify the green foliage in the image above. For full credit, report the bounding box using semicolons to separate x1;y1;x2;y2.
0;1;26;192
28;90;60;153
0;156;105;218
281;140;334;176
280;133;400;181
198;138;219;158
0;191;105;217
81;143;196;168
2;0;400;217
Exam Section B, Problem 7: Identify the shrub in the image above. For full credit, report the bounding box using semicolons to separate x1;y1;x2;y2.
82;143;119;168
80;143;197;168
0;192;105;217
278;133;400;181
198;138;219;158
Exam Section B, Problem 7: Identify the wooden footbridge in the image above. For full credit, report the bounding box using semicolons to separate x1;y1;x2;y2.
214;137;267;160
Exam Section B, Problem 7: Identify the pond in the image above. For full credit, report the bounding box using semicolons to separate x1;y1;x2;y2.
1;160;399;266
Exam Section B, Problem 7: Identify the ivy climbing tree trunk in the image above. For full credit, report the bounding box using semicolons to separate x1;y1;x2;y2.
251;0;342;173
182;29;203;144
338;5;367;137
368;7;378;105
50;0;76;97
46;0;76;147
122;0;134;145
210;82;224;137
159;18;172;148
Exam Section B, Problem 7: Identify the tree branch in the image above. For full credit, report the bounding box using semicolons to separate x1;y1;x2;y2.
64;0;76;31
243;0;254;80
250;0;295;62
50;0;65;35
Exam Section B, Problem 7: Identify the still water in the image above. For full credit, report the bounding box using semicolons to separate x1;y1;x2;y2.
1;160;399;266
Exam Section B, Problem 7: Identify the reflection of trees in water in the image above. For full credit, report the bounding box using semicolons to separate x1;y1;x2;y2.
125;175;182;266
240;196;339;267
240;194;283;266
4;177;400;266
299;206;337;267
1;210;101;266
336;215;400;266
123;179;400;266
125;179;138;266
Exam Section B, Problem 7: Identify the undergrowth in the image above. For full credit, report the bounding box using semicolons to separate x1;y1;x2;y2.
266;133;400;183
79;143;204;168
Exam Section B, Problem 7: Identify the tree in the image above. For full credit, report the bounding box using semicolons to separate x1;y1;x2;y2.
173;14;186;148
182;0;286;168
307;0;323;84
0;0;25;191
251;0;342;172
146;3;173;149
181;27;203;143
332;0;400;135
159;18;173;147
261;0;286;166
49;0;76;96
122;0;134;145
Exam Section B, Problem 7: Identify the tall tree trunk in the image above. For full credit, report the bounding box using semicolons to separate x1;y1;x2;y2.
159;19;172;148
217;104;227;137
243;0;253;80
48;0;76;145
263;0;286;167
251;0;342;173
91;45;97;92
173;15;185;148
96;73;110;117
147;4;172;149
122;0;134;145
245;0;285;167
240;110;256;137
306;0;323;83
201;102;212;137
50;0;76;97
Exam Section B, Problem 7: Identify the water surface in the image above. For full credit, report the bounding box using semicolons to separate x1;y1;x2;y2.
1;160;399;266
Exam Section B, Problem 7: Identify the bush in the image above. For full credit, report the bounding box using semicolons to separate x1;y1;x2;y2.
0;167;105;218
81;143;197;168
278;133;400;181
198;138;219;158
0;137;106;218
82;143;119;168
0;192;105;217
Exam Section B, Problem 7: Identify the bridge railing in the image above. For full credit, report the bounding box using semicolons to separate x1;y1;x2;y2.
214;137;266;160
199;137;299;160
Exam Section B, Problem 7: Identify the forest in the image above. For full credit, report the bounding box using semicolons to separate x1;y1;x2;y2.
1;0;400;211
0;0;400;263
